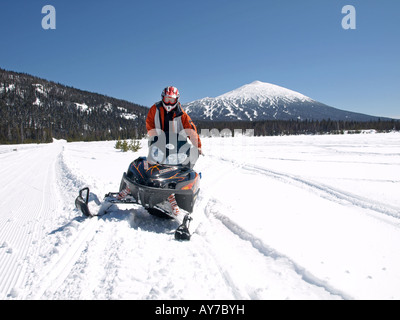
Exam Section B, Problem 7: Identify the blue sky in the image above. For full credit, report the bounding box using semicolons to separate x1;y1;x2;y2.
1;0;399;118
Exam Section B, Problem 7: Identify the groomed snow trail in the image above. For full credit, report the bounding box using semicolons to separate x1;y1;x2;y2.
1;132;399;300
0;141;64;299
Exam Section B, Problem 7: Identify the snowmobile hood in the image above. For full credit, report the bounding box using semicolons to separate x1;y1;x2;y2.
126;157;197;190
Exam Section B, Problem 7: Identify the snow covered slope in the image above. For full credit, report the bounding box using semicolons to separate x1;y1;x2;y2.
1;132;400;300
184;81;381;121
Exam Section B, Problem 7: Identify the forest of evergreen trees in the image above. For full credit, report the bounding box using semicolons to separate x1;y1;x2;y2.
195;119;400;137
0;68;149;144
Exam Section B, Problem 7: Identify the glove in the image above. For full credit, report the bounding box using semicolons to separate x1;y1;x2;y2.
198;148;203;155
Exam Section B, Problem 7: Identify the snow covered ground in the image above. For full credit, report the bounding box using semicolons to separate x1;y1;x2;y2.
0;132;399;300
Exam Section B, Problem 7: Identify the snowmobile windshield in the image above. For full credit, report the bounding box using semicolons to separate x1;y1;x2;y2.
147;133;197;167
149;146;188;165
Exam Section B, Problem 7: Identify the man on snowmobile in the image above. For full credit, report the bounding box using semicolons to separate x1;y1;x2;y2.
146;86;202;156
145;86;201;238
75;86;201;240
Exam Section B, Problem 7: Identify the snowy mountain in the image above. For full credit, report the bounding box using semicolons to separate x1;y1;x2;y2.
184;81;382;121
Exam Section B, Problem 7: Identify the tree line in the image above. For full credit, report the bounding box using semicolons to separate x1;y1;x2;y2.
195;119;400;137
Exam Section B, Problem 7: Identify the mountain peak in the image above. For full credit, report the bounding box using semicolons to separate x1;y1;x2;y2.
250;80;264;85
216;81;312;103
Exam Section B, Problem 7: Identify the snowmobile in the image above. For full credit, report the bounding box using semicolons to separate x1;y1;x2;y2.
75;133;201;240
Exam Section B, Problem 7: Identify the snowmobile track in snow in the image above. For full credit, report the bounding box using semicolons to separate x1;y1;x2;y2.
249;164;400;221
214;156;400;222
201;198;350;300
188;161;348;300
30;219;98;299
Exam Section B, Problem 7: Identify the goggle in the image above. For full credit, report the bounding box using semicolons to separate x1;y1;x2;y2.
163;96;177;105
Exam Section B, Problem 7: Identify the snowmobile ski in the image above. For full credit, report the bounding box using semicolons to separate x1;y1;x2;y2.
174;214;192;241
75;187;92;217
75;188;137;218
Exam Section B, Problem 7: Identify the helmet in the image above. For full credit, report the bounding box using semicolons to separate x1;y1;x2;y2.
161;86;180;112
